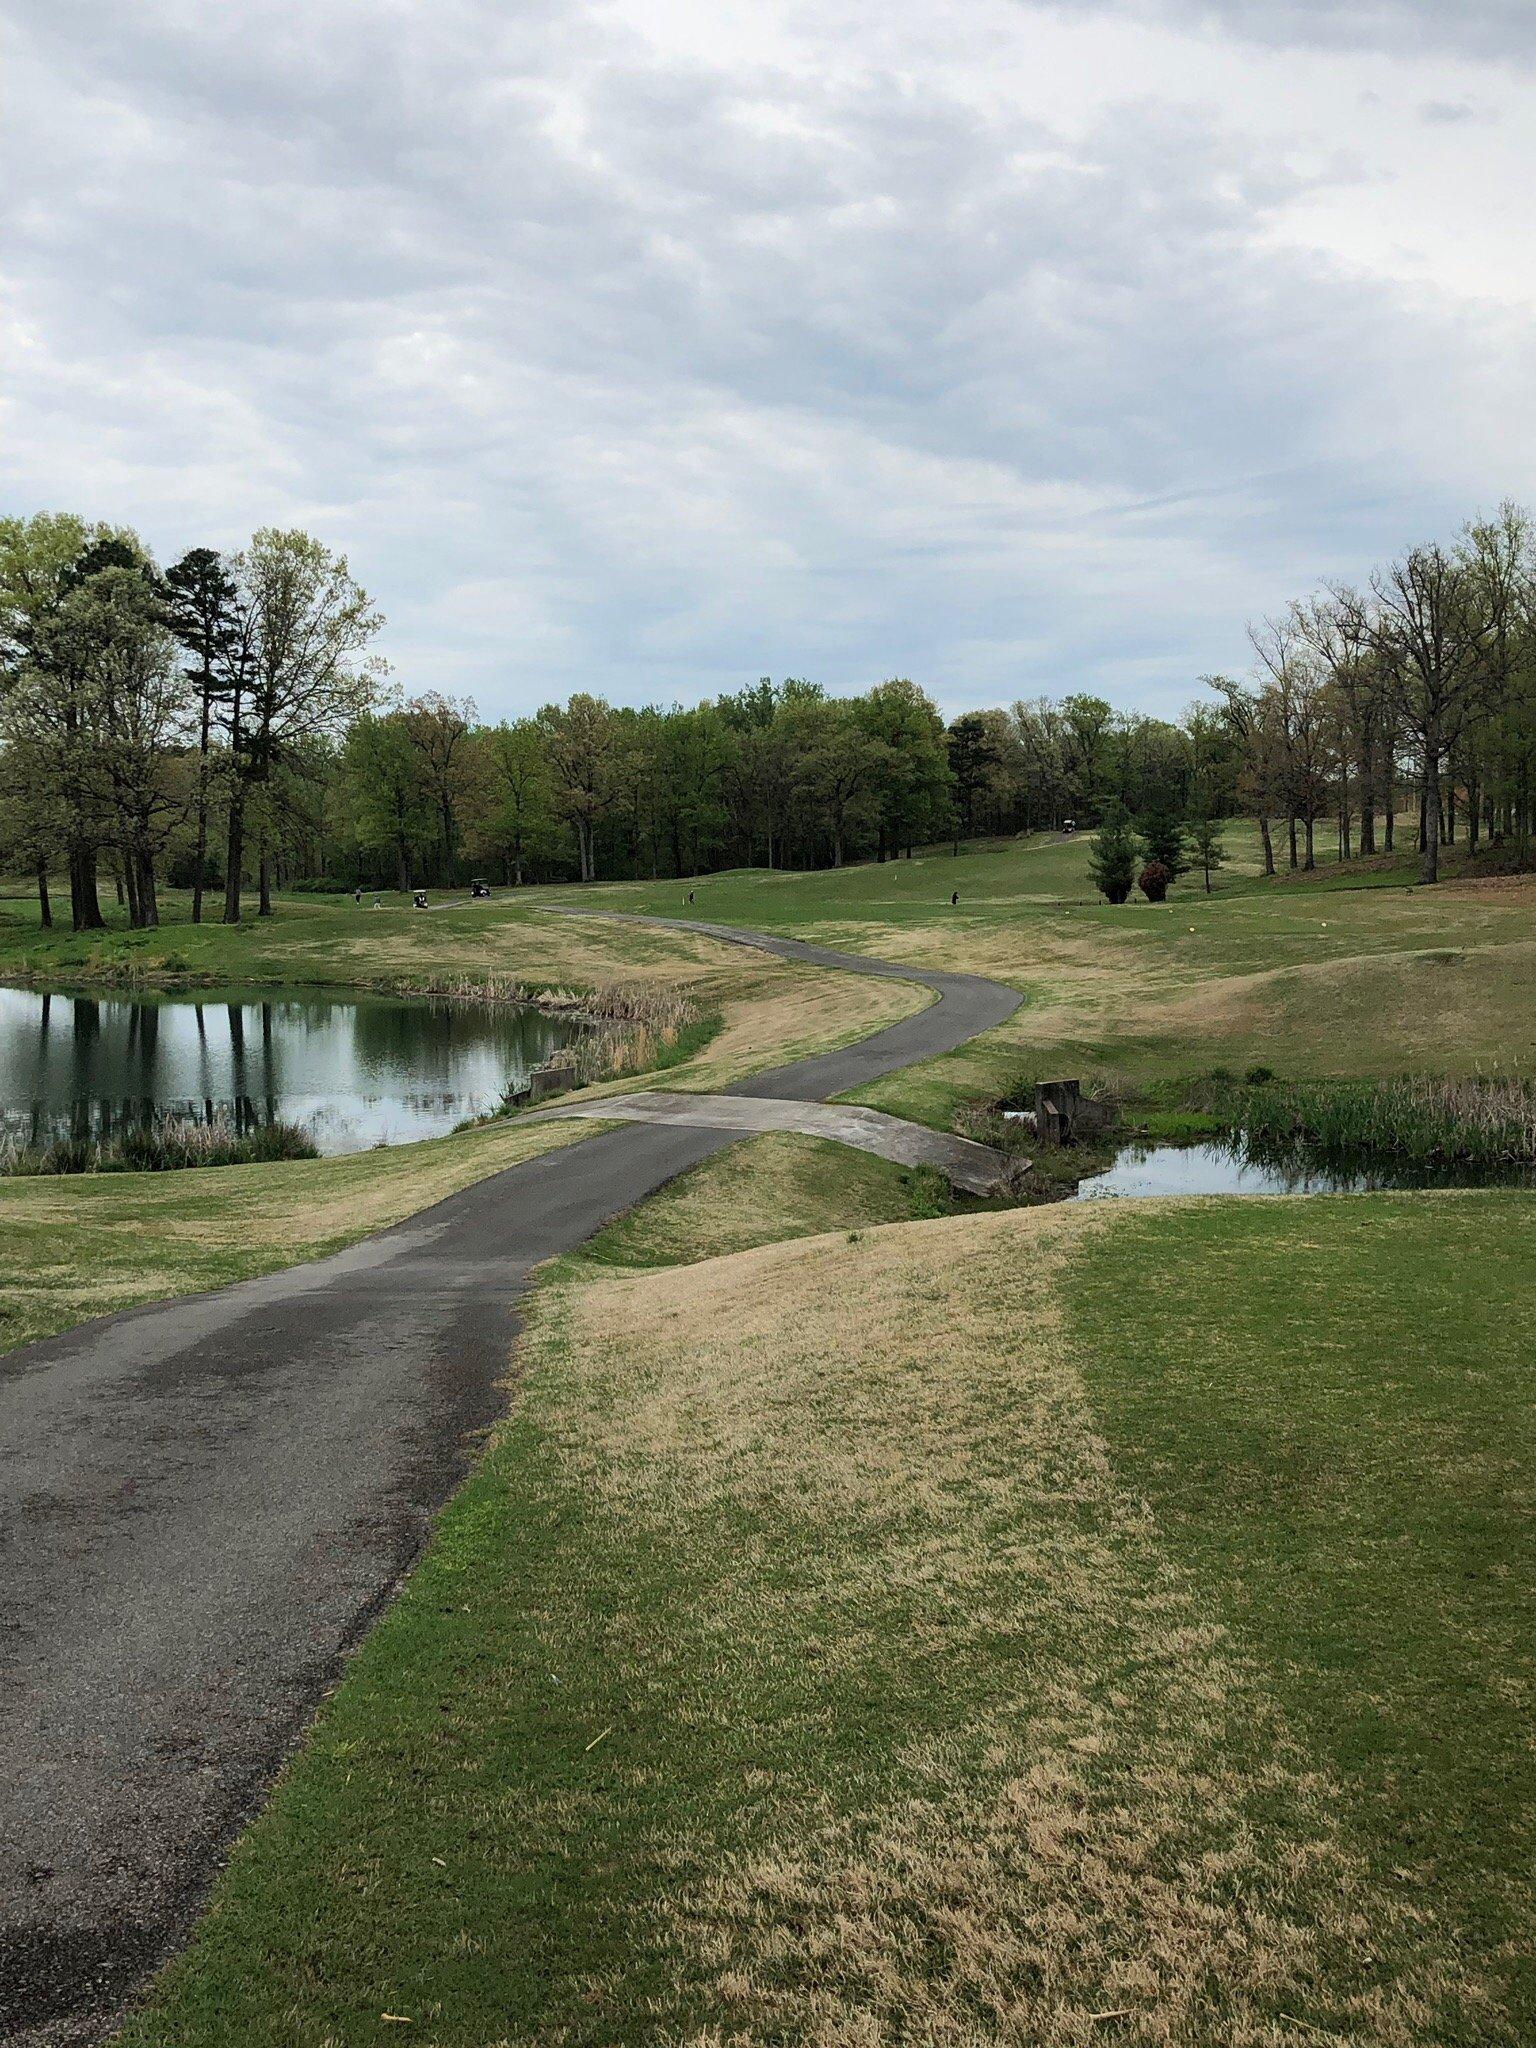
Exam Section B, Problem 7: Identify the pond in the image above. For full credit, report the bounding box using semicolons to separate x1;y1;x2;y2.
1074;1137;1535;1199
0;984;583;1155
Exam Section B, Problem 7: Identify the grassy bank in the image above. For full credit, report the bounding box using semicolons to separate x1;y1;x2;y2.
0;882;927;1105
0;1116;594;1356
114;1187;1536;2046
507;829;1536;1127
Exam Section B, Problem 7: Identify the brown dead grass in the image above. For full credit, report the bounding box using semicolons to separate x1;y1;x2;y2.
529;1209;1472;2044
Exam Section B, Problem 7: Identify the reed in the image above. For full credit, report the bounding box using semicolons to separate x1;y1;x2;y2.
1233;1074;1536;1167
0;1114;319;1177
410;972;701;1035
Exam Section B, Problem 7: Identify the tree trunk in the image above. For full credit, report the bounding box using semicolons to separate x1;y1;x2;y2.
192;693;212;925
1287;814;1298;869
125;856;143;930
223;789;246;924
137;850;159;930
1421;743;1441;884
258;835;273;917
1258;813;1275;877
1303;814;1315;871
36;862;51;928
70;845;104;932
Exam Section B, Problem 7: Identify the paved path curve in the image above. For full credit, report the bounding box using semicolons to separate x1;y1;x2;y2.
0;917;1019;2046
533;1092;1011;1193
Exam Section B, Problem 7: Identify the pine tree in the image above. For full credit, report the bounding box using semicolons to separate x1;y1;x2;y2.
1089;799;1139;904
1189;810;1227;894
1138;802;1189;880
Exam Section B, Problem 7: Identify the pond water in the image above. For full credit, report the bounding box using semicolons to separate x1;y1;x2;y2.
0;984;583;1155
1073;1137;1534;1200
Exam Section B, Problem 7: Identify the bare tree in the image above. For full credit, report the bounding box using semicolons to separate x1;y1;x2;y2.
1371;544;1484;884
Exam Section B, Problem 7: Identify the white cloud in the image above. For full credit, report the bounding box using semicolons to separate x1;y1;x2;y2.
3;0;1533;718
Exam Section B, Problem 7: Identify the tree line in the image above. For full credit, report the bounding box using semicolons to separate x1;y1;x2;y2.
1210;502;1536;885
12;501;1527;930
0;511;1256;929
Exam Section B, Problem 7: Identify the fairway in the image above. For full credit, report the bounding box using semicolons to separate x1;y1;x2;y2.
114;1190;1536;2047
3;848;1533;2047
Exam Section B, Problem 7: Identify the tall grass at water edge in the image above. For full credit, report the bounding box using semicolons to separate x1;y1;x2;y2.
1;1114;319;1177
1231;1074;1536;1168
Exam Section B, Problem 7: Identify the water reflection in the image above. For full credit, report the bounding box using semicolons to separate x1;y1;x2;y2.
0;984;580;1155
1075;1137;1536;1200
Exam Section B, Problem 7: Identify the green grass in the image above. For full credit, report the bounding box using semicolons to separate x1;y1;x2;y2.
113;1189;1536;2045
1072;1194;1536;2040
563;1130;966;1271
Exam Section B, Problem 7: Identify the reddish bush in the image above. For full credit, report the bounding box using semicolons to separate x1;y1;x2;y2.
1138;859;1171;902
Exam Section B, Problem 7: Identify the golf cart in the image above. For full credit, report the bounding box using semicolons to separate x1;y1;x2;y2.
470;877;491;899
412;888;428;910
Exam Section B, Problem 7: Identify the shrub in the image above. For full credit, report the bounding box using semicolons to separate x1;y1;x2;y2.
1245;1063;1276;1085
1138;860;1171;903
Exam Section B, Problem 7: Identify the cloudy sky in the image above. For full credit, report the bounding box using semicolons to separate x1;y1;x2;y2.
6;0;1534;721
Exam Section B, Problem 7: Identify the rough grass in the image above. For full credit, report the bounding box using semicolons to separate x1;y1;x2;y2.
114;1193;1534;2046
0;1116;596;1356
1071;1194;1536;2042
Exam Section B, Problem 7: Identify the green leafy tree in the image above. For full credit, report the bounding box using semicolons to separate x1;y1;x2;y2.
858;678;953;858
1089;799;1139;905
468;719;556;885
945;711;1001;848
537;692;617;882
344;711;434;889
220;530;385;922
0;512;107;929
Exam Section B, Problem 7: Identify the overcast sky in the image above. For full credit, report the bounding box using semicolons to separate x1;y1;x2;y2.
6;0;1533;721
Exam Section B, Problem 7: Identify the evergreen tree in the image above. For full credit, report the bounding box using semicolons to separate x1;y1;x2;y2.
1188;809;1227;894
1138;803;1189;880
1089;799;1139;904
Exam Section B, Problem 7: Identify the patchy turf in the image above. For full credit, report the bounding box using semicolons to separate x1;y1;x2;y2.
113;1189;1536;2046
